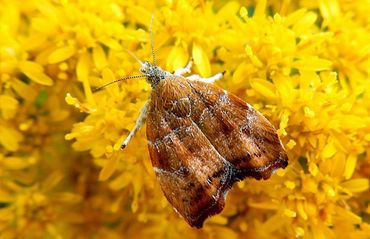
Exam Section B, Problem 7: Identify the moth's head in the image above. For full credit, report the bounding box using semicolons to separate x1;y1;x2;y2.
140;61;168;87
91;15;166;92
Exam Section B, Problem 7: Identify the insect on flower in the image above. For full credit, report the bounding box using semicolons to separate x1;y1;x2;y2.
94;16;288;228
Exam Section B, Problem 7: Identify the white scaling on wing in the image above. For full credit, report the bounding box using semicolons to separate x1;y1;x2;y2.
154;166;189;178
162;131;176;144
165;97;192;118
239;123;251;133
219;90;229;104
147;139;161;152
154;167;177;178
174;124;193;135
197;90;229;127
246;111;257;124
198;107;210;126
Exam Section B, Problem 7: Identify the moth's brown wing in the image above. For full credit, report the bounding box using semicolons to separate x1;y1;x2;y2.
189;80;288;180
146;77;237;228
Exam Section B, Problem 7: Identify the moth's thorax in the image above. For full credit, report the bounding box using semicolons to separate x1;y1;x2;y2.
149;75;192;111
140;61;171;88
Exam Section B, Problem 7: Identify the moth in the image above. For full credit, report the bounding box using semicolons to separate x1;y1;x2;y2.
96;17;288;228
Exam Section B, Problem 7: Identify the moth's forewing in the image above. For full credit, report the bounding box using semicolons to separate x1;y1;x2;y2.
189;80;288;180
146;77;235;228
146;76;288;228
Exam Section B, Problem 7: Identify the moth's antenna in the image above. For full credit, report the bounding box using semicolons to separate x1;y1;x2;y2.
150;13;156;66
93;75;146;93
125;48;144;67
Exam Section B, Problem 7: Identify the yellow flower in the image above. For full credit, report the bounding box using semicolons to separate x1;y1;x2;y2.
0;0;369;238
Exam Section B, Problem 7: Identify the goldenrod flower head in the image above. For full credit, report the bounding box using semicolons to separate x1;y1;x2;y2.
0;0;369;238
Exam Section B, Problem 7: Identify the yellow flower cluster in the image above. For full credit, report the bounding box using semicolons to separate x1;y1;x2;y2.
1;0;369;238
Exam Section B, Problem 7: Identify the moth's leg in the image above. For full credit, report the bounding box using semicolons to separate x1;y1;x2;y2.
186;71;225;83
173;59;193;76
121;102;149;149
